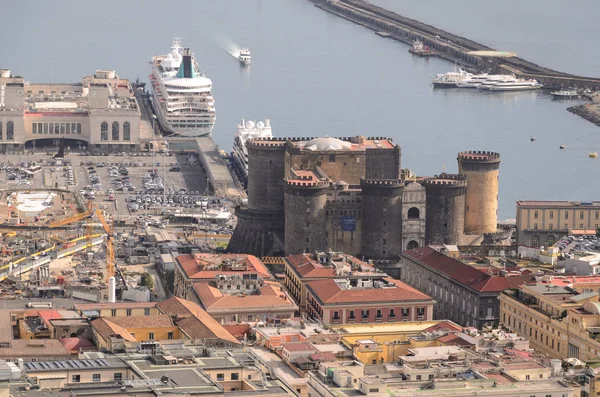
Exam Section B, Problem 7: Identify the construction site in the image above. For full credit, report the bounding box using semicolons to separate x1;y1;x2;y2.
0;153;237;307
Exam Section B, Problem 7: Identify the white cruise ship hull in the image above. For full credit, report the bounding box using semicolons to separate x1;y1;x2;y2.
151;96;214;137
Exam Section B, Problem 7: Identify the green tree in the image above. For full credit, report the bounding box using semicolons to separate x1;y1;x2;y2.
140;273;154;289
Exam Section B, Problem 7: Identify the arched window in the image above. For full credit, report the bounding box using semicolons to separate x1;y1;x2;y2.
6;121;14;140
407;240;419;249
546;235;555;246
0;121;2;140
112;121;119;140
123;122;131;140
407;207;420;219
531;235;540;247
100;122;108;141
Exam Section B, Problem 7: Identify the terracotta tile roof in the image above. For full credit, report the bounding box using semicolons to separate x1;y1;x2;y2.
38;310;63;327
193;281;297;312
437;333;473;346
306;278;432;305
309;352;337;362
286;253;377;279
59;337;96;352
283;342;316;352
176;253;272;280
75;302;157;310
223;324;251;339
156;297;240;345
90;318;137;342
0;339;70;359
423;321;462;333
106;315;174;329
403;247;528;293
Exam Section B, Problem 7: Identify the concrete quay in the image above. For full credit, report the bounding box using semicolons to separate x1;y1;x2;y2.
313;0;600;90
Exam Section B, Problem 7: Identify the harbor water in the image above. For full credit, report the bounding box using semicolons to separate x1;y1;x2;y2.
1;0;598;220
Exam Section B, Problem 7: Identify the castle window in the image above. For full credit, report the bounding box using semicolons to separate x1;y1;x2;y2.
383;239;387;246
329;154;335;162
407;207;420;219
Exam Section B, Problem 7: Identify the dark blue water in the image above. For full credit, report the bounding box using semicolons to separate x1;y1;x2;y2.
1;0;598;220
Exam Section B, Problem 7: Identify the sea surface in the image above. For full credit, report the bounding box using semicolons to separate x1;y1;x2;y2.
1;0;598;220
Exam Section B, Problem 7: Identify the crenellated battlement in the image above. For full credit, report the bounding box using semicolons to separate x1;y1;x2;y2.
457;150;501;162
424;173;468;186
360;178;402;186
285;178;330;188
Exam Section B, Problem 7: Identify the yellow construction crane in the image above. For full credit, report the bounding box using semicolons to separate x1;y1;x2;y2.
93;207;114;283
48;201;93;228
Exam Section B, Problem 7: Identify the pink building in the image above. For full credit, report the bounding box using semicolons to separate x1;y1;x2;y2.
305;278;434;325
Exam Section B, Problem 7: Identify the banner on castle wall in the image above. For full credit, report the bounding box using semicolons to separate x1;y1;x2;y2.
341;216;356;232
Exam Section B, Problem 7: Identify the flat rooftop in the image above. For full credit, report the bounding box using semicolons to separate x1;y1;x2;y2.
517;200;600;208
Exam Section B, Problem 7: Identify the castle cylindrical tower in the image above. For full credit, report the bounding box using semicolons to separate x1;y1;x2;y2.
228;140;287;256
457;151;501;234
360;179;404;259
284;178;328;255
247;141;287;212
424;173;467;245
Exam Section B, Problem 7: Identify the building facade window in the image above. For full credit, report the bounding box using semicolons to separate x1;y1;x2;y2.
0;121;2;139
112;121;119;140
6;121;13;140
231;373;239;380
168;332;173;339
361;309;369;319
72;375;80;383
580;211;585;219
93;374;101;382
534;211;539;219
217;374;224;381
111;309;117;316
148;332;154;340
123;121;131;140
144;308;150;316
101;122;108;140
549;210;554;219
114;373;122;382
565;211;569;219
126;309;132;316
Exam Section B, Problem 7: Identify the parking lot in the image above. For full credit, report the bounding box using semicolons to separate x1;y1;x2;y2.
556;234;600;256
0;151;218;222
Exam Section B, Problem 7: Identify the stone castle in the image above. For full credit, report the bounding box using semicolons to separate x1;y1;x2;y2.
228;135;500;259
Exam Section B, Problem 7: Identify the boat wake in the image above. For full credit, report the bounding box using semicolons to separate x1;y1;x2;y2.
217;37;242;58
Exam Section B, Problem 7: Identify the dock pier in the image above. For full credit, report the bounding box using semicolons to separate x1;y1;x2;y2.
314;0;600;90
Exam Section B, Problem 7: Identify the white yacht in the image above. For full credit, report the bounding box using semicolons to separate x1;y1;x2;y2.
455;74;514;88
432;68;473;88
238;48;252;66
551;90;580;99
149;38;216;137
232;119;273;186
478;78;542;91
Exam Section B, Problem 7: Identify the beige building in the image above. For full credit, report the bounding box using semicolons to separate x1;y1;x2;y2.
516;200;600;247
500;279;600;361
0;68;141;151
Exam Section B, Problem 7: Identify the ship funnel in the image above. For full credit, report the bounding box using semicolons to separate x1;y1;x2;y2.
0;69;10;78
265;119;271;128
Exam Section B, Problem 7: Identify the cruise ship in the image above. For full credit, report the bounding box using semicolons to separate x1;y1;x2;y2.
149;38;216;137
232;119;273;187
478;78;542;91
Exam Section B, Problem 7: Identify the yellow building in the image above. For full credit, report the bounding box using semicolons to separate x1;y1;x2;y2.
91;315;180;352
516;200;600;247
334;320;462;365
75;302;158;318
500;282;600;361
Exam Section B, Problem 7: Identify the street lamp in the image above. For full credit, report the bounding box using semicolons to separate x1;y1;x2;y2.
151;115;158;136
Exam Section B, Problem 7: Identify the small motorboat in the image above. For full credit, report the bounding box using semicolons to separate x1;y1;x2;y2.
238;48;252;66
551;90;579;99
559;145;566;149
530;137;536;142
589;152;598;158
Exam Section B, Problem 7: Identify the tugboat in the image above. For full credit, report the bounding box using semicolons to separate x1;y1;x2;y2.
238;48;252;66
551;89;580;99
409;39;435;57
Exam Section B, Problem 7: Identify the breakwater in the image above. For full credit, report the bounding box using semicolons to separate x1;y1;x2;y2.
313;0;600;90
568;104;600;127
